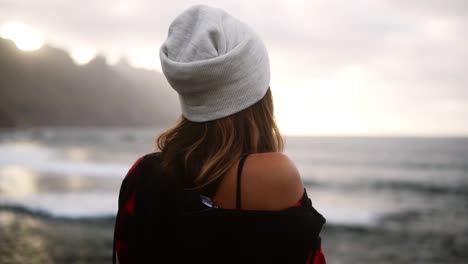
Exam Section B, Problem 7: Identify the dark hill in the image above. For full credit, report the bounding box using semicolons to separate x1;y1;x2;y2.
0;37;180;128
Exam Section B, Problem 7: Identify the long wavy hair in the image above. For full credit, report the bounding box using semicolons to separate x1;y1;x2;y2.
156;87;283;192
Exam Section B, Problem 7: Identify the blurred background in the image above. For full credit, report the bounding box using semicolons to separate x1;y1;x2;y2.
0;0;467;263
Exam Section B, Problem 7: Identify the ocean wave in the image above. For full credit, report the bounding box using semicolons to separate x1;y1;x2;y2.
370;181;468;196
0;191;387;229
0;203;385;234
0;192;118;218
303;179;468;197
295;159;468;174
0;142;131;177
0;203;386;230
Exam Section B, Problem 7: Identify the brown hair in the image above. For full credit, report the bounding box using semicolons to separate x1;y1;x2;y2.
156;87;283;192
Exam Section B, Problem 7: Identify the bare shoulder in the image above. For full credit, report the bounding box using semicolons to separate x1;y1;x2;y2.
246;152;301;183
241;152;305;210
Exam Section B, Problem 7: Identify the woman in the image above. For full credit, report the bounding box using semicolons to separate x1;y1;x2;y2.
113;4;326;264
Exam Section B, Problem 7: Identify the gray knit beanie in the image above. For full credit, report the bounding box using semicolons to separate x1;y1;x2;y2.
159;4;271;122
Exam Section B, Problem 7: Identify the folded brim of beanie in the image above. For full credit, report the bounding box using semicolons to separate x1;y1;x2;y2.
159;4;271;122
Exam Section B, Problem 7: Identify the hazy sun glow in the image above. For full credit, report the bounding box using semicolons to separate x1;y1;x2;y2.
70;47;96;65
0;20;44;51
274;66;373;136
125;47;162;71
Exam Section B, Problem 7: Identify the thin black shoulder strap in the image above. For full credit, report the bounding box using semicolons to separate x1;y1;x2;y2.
236;154;249;210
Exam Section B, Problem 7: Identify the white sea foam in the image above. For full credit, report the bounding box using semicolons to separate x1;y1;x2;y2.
0;190;387;225
0;142;130;178
0;141;130;218
0;192;118;218
306;188;407;227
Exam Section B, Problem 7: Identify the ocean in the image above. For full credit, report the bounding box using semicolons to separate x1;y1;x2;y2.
0;127;467;264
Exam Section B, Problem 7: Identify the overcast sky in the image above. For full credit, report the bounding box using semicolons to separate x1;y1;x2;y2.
0;0;467;136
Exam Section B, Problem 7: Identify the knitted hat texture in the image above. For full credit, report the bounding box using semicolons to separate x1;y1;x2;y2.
159;4;271;122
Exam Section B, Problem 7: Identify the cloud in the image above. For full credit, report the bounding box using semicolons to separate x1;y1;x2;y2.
0;0;466;134
387;0;468;17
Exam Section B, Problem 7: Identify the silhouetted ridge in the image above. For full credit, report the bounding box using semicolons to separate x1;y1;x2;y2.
0;37;179;128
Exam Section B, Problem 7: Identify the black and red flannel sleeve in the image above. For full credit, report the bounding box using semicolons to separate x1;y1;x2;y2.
113;156;145;264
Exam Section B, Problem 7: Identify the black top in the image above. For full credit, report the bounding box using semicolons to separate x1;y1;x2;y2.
123;152;326;263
